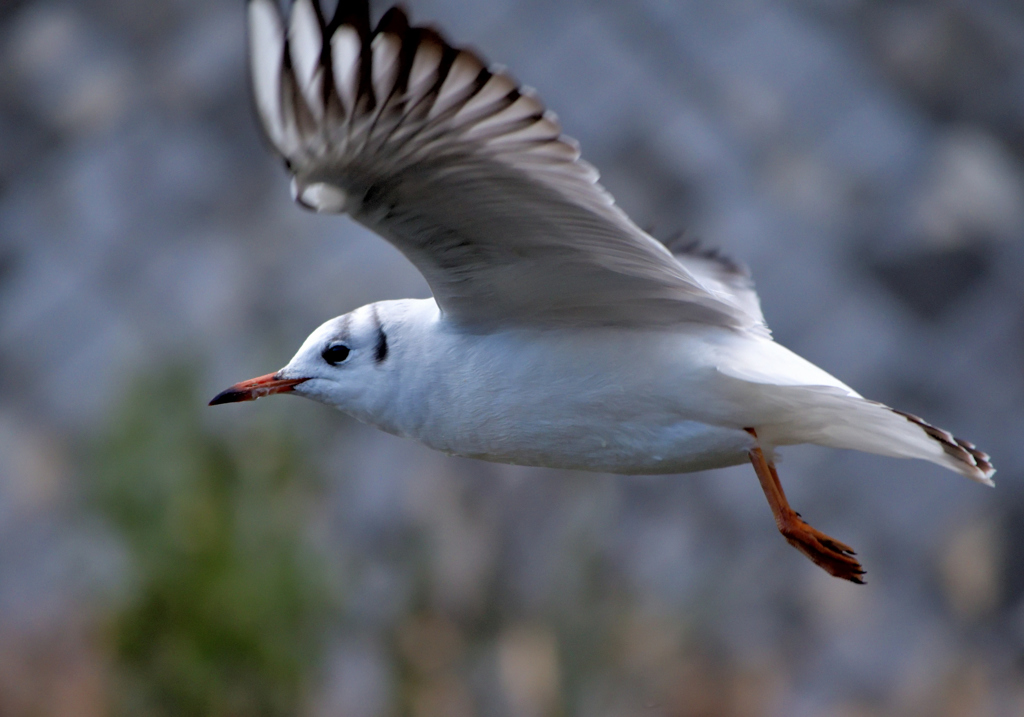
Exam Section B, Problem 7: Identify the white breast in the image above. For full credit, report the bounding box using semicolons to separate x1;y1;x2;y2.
373;317;758;474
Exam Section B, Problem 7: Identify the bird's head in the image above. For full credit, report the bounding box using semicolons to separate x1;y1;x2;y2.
209;302;406;413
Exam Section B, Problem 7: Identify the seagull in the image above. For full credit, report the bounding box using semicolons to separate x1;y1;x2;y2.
211;0;994;583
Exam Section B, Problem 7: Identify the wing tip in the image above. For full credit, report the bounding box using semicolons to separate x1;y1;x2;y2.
248;0;576;166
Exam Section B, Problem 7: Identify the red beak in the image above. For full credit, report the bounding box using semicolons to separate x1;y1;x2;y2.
208;372;309;406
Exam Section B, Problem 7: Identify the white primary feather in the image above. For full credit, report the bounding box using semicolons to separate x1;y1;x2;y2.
248;0;286;149
429;52;486;120
330;26;361;115
451;73;518;125
288;0;324;118
370;32;401;105
408;43;442;94
462;95;544;143
492;114;561;145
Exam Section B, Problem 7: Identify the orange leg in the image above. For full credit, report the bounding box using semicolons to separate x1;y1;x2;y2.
746;429;865;584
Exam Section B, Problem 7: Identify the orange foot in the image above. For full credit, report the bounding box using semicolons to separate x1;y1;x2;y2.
746;428;866;584
778;511;865;584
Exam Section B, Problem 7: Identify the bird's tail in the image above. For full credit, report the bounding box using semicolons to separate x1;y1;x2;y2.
752;385;995;485
886;407;994;483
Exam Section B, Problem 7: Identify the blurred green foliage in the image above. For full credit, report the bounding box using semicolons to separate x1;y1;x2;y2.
90;368;333;717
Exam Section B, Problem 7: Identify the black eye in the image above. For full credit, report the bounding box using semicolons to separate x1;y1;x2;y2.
321;343;351;365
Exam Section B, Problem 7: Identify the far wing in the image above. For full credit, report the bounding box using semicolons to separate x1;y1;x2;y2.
248;0;765;332
665;239;767;330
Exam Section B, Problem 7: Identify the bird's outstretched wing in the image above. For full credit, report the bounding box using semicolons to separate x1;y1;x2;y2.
248;0;767;333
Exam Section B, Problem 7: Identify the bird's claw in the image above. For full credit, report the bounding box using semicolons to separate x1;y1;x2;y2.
781;515;865;584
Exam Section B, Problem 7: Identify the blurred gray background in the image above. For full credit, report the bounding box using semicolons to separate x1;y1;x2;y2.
1;0;1023;715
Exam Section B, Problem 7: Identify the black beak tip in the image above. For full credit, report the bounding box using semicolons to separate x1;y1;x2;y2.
209;389;246;406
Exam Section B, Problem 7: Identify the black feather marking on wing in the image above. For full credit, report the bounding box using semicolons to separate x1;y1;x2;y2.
379;27;462;148
283;0;544;161
329;0;372;38
417;27;461;109
891;409;994;477
375;5;409;35
663;235;749;278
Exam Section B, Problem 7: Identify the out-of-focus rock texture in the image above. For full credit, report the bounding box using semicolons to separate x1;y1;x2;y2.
1;0;1023;714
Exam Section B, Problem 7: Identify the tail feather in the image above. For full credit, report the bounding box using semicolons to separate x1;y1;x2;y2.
890;409;995;484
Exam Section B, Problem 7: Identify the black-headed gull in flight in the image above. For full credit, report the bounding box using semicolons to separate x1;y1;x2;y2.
211;0;994;583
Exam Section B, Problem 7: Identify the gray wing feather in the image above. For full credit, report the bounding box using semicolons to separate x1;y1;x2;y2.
248;0;767;332
666;239;767;329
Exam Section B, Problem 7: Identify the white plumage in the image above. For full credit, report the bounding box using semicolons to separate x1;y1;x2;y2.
214;0;995;583
288;0;324;118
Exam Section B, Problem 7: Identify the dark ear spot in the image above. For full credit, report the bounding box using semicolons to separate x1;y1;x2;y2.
374;326;388;363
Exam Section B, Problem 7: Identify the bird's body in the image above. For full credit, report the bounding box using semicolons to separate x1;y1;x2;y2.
213;0;995;582
283;296;984;481
294;299;758;473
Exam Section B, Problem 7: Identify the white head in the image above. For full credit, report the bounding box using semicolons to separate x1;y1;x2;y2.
210;300;431;420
